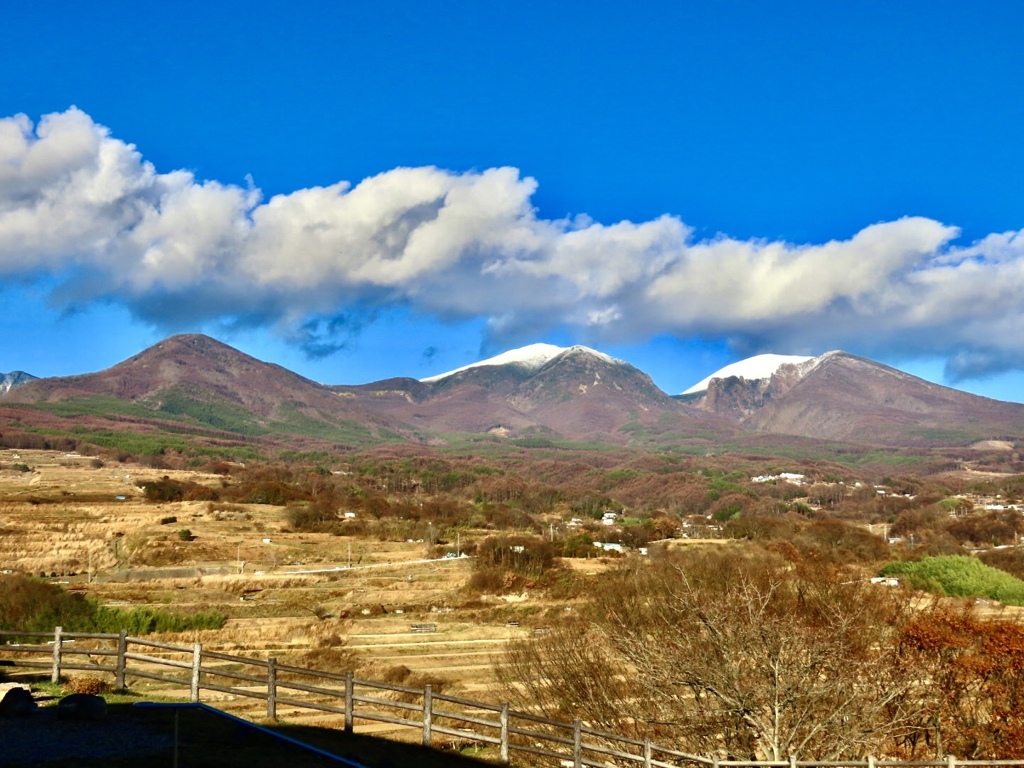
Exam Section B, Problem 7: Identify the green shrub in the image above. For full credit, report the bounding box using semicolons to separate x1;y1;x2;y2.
92;606;226;634
881;555;1024;605
0;574;226;636
0;574;95;634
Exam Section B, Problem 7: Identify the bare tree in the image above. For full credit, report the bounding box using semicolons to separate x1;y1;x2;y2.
496;620;639;735
498;548;922;760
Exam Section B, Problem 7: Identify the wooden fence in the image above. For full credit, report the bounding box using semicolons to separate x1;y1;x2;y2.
3;627;1024;768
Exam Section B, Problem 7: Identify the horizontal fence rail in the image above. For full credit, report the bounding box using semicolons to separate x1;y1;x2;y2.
3;627;1024;768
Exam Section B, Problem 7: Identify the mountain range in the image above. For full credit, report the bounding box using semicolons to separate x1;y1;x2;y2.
2;334;1023;452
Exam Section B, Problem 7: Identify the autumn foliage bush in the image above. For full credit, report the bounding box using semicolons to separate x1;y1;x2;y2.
897;608;1024;758
979;546;1024;580
946;509;1024;547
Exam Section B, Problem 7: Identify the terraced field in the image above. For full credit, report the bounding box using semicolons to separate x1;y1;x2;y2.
0;449;606;716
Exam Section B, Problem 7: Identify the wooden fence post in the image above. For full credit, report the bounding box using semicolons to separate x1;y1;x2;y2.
115;630;127;691
790;755;797;768
190;642;202;702
344;671;354;733
573;719;582;768
50;626;62;684
422;683;433;747
948;756;957;768
643;737;652;768
499;703;509;763
267;657;277;720
868;756;875;768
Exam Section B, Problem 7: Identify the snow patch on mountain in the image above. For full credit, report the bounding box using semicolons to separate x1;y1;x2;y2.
682;354;815;395
421;343;619;383
1;371;37;394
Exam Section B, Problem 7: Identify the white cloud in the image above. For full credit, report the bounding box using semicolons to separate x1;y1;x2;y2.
641;217;961;328
4;107;1024;379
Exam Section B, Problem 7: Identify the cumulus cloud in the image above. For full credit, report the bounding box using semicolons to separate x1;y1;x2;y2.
4;107;1024;380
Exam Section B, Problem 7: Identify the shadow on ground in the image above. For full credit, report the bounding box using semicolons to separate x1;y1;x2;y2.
0;702;497;768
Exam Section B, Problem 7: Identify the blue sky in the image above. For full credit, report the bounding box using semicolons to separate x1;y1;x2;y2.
3;1;1024;400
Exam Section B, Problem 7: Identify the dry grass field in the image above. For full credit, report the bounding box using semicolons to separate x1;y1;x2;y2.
0;449;611;722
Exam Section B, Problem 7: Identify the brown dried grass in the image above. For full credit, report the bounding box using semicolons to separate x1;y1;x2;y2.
64;676;111;695
0;451;504;697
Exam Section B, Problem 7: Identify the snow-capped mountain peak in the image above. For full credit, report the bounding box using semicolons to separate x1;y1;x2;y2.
681;354;815;395
420;343;619;383
1;370;38;394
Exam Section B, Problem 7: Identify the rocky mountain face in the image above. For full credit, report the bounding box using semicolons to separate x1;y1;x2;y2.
685;355;822;419
687;351;1024;446
0;371;37;395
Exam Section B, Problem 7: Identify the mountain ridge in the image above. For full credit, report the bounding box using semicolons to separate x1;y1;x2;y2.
681;353;818;395
3;334;1024;450
420;343;622;383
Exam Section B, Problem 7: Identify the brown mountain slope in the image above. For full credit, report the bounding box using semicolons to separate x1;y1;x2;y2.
333;373;545;438
692;351;1024;447
339;346;730;445
2;334;410;445
507;346;702;438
